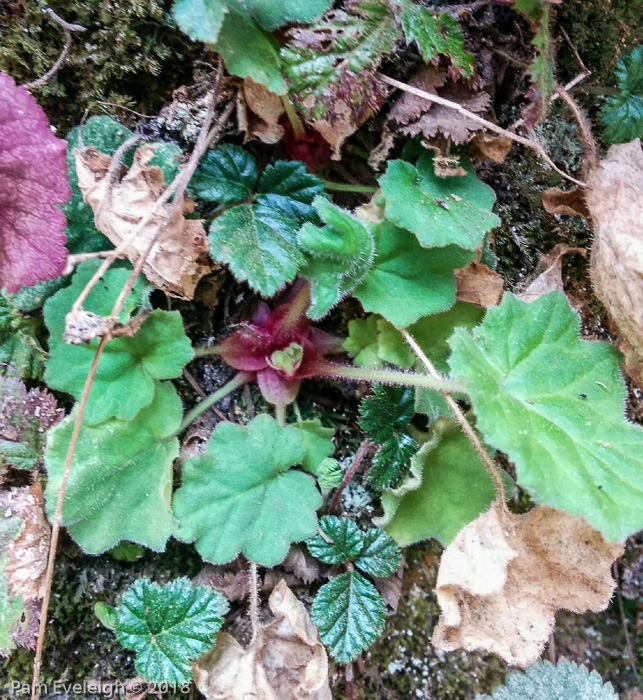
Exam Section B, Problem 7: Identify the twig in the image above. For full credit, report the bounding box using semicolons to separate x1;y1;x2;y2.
248;560;261;646
182;368;229;422
378;74;587;188
31;336;107;699
554;82;598;173
63;250;125;276
400;329;507;505
23;2;85;90
328;440;372;514
614;562;640;679
94;100;155;120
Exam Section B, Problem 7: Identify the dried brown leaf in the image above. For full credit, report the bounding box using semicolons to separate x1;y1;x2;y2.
373;555;405;613
282;545;325;585
455;261;504;307
518;244;585;303
195;580;331;700
468;133;513;164
587;140;643;383
237;78;285;145
542;186;590;218
193;563;248;603
433;502;622;667
74;145;213;300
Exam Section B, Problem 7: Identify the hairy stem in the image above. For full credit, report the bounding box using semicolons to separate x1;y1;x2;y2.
275;403;287;427
318;362;466;393
399;329;506;504
323;181;379;194
177;372;252;434
248;559;261;646
378;74;587;188
281;95;305;137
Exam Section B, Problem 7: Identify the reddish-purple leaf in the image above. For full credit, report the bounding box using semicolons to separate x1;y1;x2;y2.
0;73;70;293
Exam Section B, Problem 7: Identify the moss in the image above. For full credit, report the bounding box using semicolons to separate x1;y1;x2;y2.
0;0;198;131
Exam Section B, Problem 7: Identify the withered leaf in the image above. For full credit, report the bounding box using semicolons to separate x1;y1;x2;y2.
542;186;590;219
237;77;285;145
469;133;513;164
518;244;585;303
74;145;213;300
587;140;643;384
455;261;503;308
433;502;622;668
195;580;331;700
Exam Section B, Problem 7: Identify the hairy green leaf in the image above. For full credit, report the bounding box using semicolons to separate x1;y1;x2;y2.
191;144;259;203
172;0;227;43
318;458;343;490
358;221;474;326
311;570;386;663
476;659;617;700
601;45;643;143
281;1;399;133
449;292;643;542
243;0;332;30
307;515;364;565
114;577;228;684
379;153;500;251
354;528;401;577
369;433;418;491
291;419;335;473
383;418;496;546
207;158;324;296
45;382;180;553
397;0;474;77
174;415;322;566
0;291;46;380
44;262;193;425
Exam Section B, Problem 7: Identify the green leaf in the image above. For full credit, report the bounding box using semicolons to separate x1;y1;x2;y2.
397;0;474;77
369;433;418;491
190;144;259;203
243;0;332;30
0;291;46;380
208;159;324;296
281;1;399;128
476;659;617;700
212;1;287;94
172;0;227;43
0;510;26;655
449;292;643;542
44;262;193;425
307;515;364;565
353;220;474;327
95;602;118;630
379;153;500;251
44;381;181;553
298;198;375;319
114;577;228;684
291;419;335;473
344;315;383;368
601;45;643;143
311;570;386;663
318;458;343;490
383;418;496;546
174;414;322;566
108;542;145;562
353;528;401;578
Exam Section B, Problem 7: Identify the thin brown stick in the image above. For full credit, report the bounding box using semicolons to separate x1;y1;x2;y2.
328;440;372;514
63;250;125;276
94;100;155;120
400;329;507;504
378;74;587;188
248;560;260;646
554;82;598;172
23;2;85;90
182;368;228;422
31;336;107;699
614;562;640;679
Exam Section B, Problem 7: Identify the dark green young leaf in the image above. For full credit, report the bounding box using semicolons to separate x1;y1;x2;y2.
190;144;259;203
360;385;415;443
396;0;474;77
311;570;386;663
476;659;617;700
369;432;418;491
449;291;643;542
0;292;46;380
114;577;228;684
208;160;324;296
352;221;474;327
243;0;332;30
601;45;643;143
383;418;497;546
307;515;364;565
174;415;322;566
45;381;181;553
281;1;399;153
379;153;500;251
354;528;401;578
298;198;375;319
44;262;193;425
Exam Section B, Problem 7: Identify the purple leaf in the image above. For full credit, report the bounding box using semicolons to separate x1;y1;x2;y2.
0;73;70;293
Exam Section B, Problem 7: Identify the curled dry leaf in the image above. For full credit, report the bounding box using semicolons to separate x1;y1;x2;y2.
0;484;51;652
587;140;643;384
542;186;590;219
518;244;585;303
455;261;503;308
195;579;331;700
74;144;213;300
237;77;285;145
468;133;513;164
432;502;622;668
